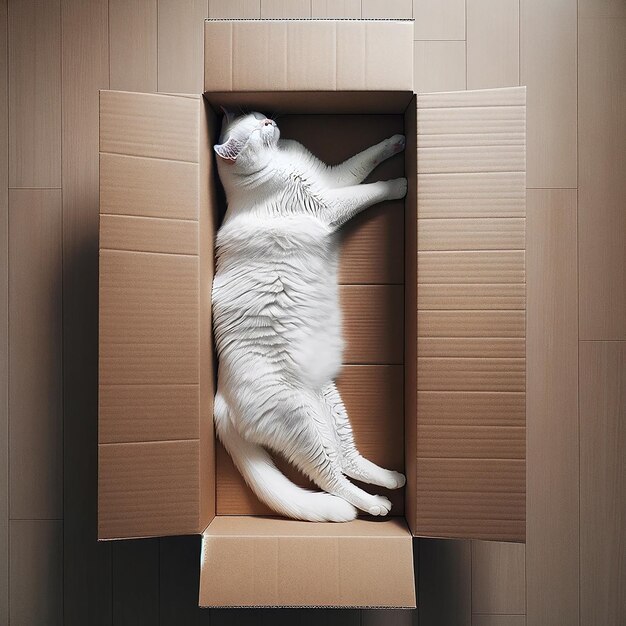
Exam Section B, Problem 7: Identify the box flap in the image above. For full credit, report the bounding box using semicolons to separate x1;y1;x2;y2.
98;90;217;540
411;86;527;543
204;19;414;92
199;517;416;608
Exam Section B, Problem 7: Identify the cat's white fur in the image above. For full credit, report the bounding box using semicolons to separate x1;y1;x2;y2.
212;109;407;522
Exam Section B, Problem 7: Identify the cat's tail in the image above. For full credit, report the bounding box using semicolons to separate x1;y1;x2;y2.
215;395;357;523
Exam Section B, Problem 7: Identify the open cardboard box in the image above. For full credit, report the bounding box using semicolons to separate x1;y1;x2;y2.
98;19;526;608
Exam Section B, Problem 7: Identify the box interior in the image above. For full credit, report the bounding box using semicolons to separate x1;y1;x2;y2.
201;90;417;525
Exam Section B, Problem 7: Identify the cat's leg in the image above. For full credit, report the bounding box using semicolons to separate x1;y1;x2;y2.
251;394;394;516
325;135;406;188
322;382;406;490
324;178;407;230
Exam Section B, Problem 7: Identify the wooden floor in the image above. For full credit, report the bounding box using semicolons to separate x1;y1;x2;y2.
0;0;624;624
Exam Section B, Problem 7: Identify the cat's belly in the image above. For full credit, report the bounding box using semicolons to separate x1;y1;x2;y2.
213;216;343;389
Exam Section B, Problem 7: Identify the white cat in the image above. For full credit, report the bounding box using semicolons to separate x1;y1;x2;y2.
212;109;407;522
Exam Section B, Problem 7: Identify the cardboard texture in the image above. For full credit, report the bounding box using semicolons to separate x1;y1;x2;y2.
97;18;527;608
200;517;415;608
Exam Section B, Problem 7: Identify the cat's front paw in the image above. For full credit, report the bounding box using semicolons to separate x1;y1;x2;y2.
386;177;408;200
389;134;406;155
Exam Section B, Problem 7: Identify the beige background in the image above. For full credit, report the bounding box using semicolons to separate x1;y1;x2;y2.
0;0;624;624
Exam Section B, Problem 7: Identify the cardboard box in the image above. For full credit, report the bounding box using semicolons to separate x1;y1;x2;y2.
98;19;526;608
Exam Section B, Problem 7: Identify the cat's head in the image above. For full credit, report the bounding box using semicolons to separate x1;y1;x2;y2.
214;108;280;171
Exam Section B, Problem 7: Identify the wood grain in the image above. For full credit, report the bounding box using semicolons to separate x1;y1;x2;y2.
112;539;160;625
578;17;626;340
418;539;471;625
0;2;8;622
414;41;466;93
580;341;625;626
61;0;112;622
467;0;520;89
472;617;526;626
109;0;157;92
208;0;260;18
8;0;61;188
160;535;209;625
311;0;361;18
520;0;577;187
471;541;525;614
10;519;63;625
362;0;413;18
9;190;63;520
413;0;466;40
260;0;311;18
526;189;579;625
157;0;207;94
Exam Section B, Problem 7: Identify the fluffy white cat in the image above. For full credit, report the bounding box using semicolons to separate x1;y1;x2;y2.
212;108;407;522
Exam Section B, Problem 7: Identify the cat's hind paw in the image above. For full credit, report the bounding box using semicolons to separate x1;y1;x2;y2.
368;495;393;517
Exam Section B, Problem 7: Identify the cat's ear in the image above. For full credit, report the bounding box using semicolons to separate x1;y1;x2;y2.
214;136;245;163
220;105;236;125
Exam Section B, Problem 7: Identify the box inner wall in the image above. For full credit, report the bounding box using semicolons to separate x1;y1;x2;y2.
204;93;413;518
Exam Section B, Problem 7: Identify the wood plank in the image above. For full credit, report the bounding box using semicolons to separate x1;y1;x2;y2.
160;535;207;626
520;0;577;187
580;341;625;626
109;0;157;92
10;520;63;625
418;218;525;251
526;189;579;625
472;617;526;626
341;285;404;364
578;17;626;340
8;0;61;187
157;0;207;94
467;0;520;89
413;0;466;40
0;2;8;622
579;0;626;17
311;0;361;18
414;41;466;93
112;539;160;626
418;539;471;626
362;0;413;18
471;541;525;614
362;608;416;625
9;190;63;519
208;0;260;18
260;0;311;18
61;0;112;622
